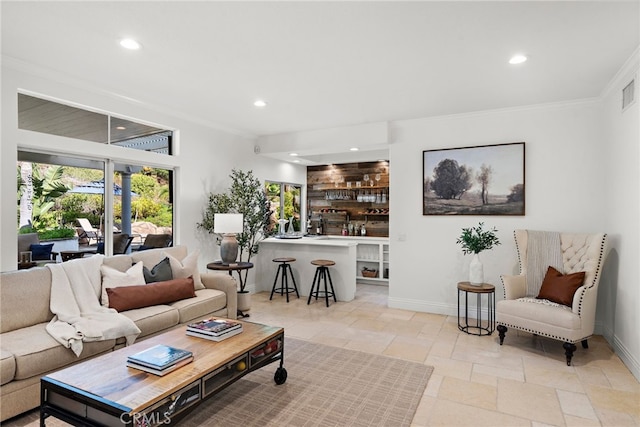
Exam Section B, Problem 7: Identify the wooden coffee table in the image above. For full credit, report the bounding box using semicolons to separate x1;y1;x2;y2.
40;320;286;426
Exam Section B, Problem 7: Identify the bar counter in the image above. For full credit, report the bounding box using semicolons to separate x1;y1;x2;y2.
255;236;359;301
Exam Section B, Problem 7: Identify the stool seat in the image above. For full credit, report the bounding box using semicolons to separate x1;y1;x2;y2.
311;259;335;267
308;259;337;307
270;257;299;302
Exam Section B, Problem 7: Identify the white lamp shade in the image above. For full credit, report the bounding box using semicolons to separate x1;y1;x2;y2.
214;213;244;234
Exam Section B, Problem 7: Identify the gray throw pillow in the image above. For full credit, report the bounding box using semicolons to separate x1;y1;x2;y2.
142;257;173;284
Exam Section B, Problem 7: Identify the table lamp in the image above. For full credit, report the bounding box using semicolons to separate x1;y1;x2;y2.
214;213;244;264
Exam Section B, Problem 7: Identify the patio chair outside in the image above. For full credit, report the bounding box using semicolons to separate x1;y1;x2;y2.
76;218;100;245
137;233;172;251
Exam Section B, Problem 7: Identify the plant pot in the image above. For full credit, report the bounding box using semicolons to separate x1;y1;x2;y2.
469;253;484;286
237;291;251;313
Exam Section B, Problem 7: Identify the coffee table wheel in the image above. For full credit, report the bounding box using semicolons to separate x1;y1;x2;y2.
274;367;288;385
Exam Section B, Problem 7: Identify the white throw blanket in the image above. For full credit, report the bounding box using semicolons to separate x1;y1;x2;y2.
46;255;141;356
525;230;564;297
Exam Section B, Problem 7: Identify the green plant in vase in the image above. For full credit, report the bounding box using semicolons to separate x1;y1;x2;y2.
198;169;272;292
456;222;500;285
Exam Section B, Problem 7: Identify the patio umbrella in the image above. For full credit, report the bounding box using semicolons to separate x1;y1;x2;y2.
69;179;137;196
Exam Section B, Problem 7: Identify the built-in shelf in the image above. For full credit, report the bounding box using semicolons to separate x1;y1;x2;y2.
355;240;389;284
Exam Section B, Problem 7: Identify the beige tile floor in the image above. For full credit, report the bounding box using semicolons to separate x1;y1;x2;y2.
250;284;638;427
6;284;639;426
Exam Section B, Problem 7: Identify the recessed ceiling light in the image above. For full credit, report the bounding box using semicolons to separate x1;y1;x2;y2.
116;126;126;130
293;160;301;163
289;153;298;157
120;38;141;50
253;99;267;108
509;54;527;65
350;147;359;151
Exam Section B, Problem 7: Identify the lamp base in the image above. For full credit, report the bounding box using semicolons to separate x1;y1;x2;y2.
220;234;238;264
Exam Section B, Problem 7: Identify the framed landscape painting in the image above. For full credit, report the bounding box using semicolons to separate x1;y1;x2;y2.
423;142;525;215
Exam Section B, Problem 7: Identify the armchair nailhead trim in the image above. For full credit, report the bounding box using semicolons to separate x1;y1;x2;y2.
576;234;607;316
496;321;592;344
514;230;523;275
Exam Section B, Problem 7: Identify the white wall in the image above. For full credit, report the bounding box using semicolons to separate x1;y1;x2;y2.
389;100;606;310
0;63;306;272
388;59;639;380
600;52;639;380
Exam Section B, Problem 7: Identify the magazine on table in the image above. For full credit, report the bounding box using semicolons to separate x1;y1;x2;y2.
186;317;243;337
127;355;194;376
186;326;243;342
127;344;193;370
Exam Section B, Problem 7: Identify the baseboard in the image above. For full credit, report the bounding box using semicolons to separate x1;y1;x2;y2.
602;324;640;382
388;297;456;317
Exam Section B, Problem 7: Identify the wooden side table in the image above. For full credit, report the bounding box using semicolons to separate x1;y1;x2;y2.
60;251;85;262
457;282;495;336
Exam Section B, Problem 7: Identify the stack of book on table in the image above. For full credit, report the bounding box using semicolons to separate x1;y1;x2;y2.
126;344;193;376
186;317;243;341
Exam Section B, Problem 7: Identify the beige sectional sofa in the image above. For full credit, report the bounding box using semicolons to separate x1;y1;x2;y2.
0;245;237;421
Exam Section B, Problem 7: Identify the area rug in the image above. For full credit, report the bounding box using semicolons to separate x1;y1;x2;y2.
180;338;433;427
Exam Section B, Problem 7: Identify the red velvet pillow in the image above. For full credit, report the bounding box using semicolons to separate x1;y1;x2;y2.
107;277;196;312
536;266;585;307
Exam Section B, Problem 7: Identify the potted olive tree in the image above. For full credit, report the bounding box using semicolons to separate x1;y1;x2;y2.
456;222;501;285
198;169;272;312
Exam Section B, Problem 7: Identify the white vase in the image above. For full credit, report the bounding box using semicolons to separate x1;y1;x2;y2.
469;253;484;286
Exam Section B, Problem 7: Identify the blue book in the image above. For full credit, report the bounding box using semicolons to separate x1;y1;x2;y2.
127;344;192;370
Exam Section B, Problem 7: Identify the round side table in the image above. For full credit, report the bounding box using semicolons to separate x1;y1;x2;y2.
457;281;495;336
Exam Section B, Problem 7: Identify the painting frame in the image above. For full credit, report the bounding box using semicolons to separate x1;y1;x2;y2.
423;142;525;216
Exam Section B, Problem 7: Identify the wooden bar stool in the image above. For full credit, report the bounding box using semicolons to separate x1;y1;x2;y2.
308;259;337;307
270;257;299;302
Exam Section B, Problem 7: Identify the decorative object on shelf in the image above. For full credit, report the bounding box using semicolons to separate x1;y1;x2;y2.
361;267;378;278
277;218;288;236
423;142;525;216
199;169;272;292
214;213;244;264
456;222;501;285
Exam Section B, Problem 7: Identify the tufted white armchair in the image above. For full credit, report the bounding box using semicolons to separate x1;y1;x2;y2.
497;229;608;365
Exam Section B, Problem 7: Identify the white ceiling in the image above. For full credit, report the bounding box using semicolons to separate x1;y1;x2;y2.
2;1;639;162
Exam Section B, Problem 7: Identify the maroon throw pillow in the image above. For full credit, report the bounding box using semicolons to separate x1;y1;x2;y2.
536;266;585;307
107;277;196;312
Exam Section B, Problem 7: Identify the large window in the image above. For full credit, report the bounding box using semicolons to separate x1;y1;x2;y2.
17;153;174;254
266;182;302;234
16;93;176;256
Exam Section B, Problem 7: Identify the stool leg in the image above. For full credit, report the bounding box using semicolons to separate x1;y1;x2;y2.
307;268;319;305
326;267;337;303
287;264;300;298
283;265;290;303
270;264;282;300
321;267;330;307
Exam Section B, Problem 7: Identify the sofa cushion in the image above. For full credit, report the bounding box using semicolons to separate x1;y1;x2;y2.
107;278;196;312
100;261;146;306
0;350;16;385
121;305;180;338
130;245;187;270
102;254;135;272
166;250;205;290
170;288;227;324
536;266;585;307
143;257;173;283
29;243;54;261
0;268;53;333
1;323;115;380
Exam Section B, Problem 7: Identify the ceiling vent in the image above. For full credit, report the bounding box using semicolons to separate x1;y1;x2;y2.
622;79;635;111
